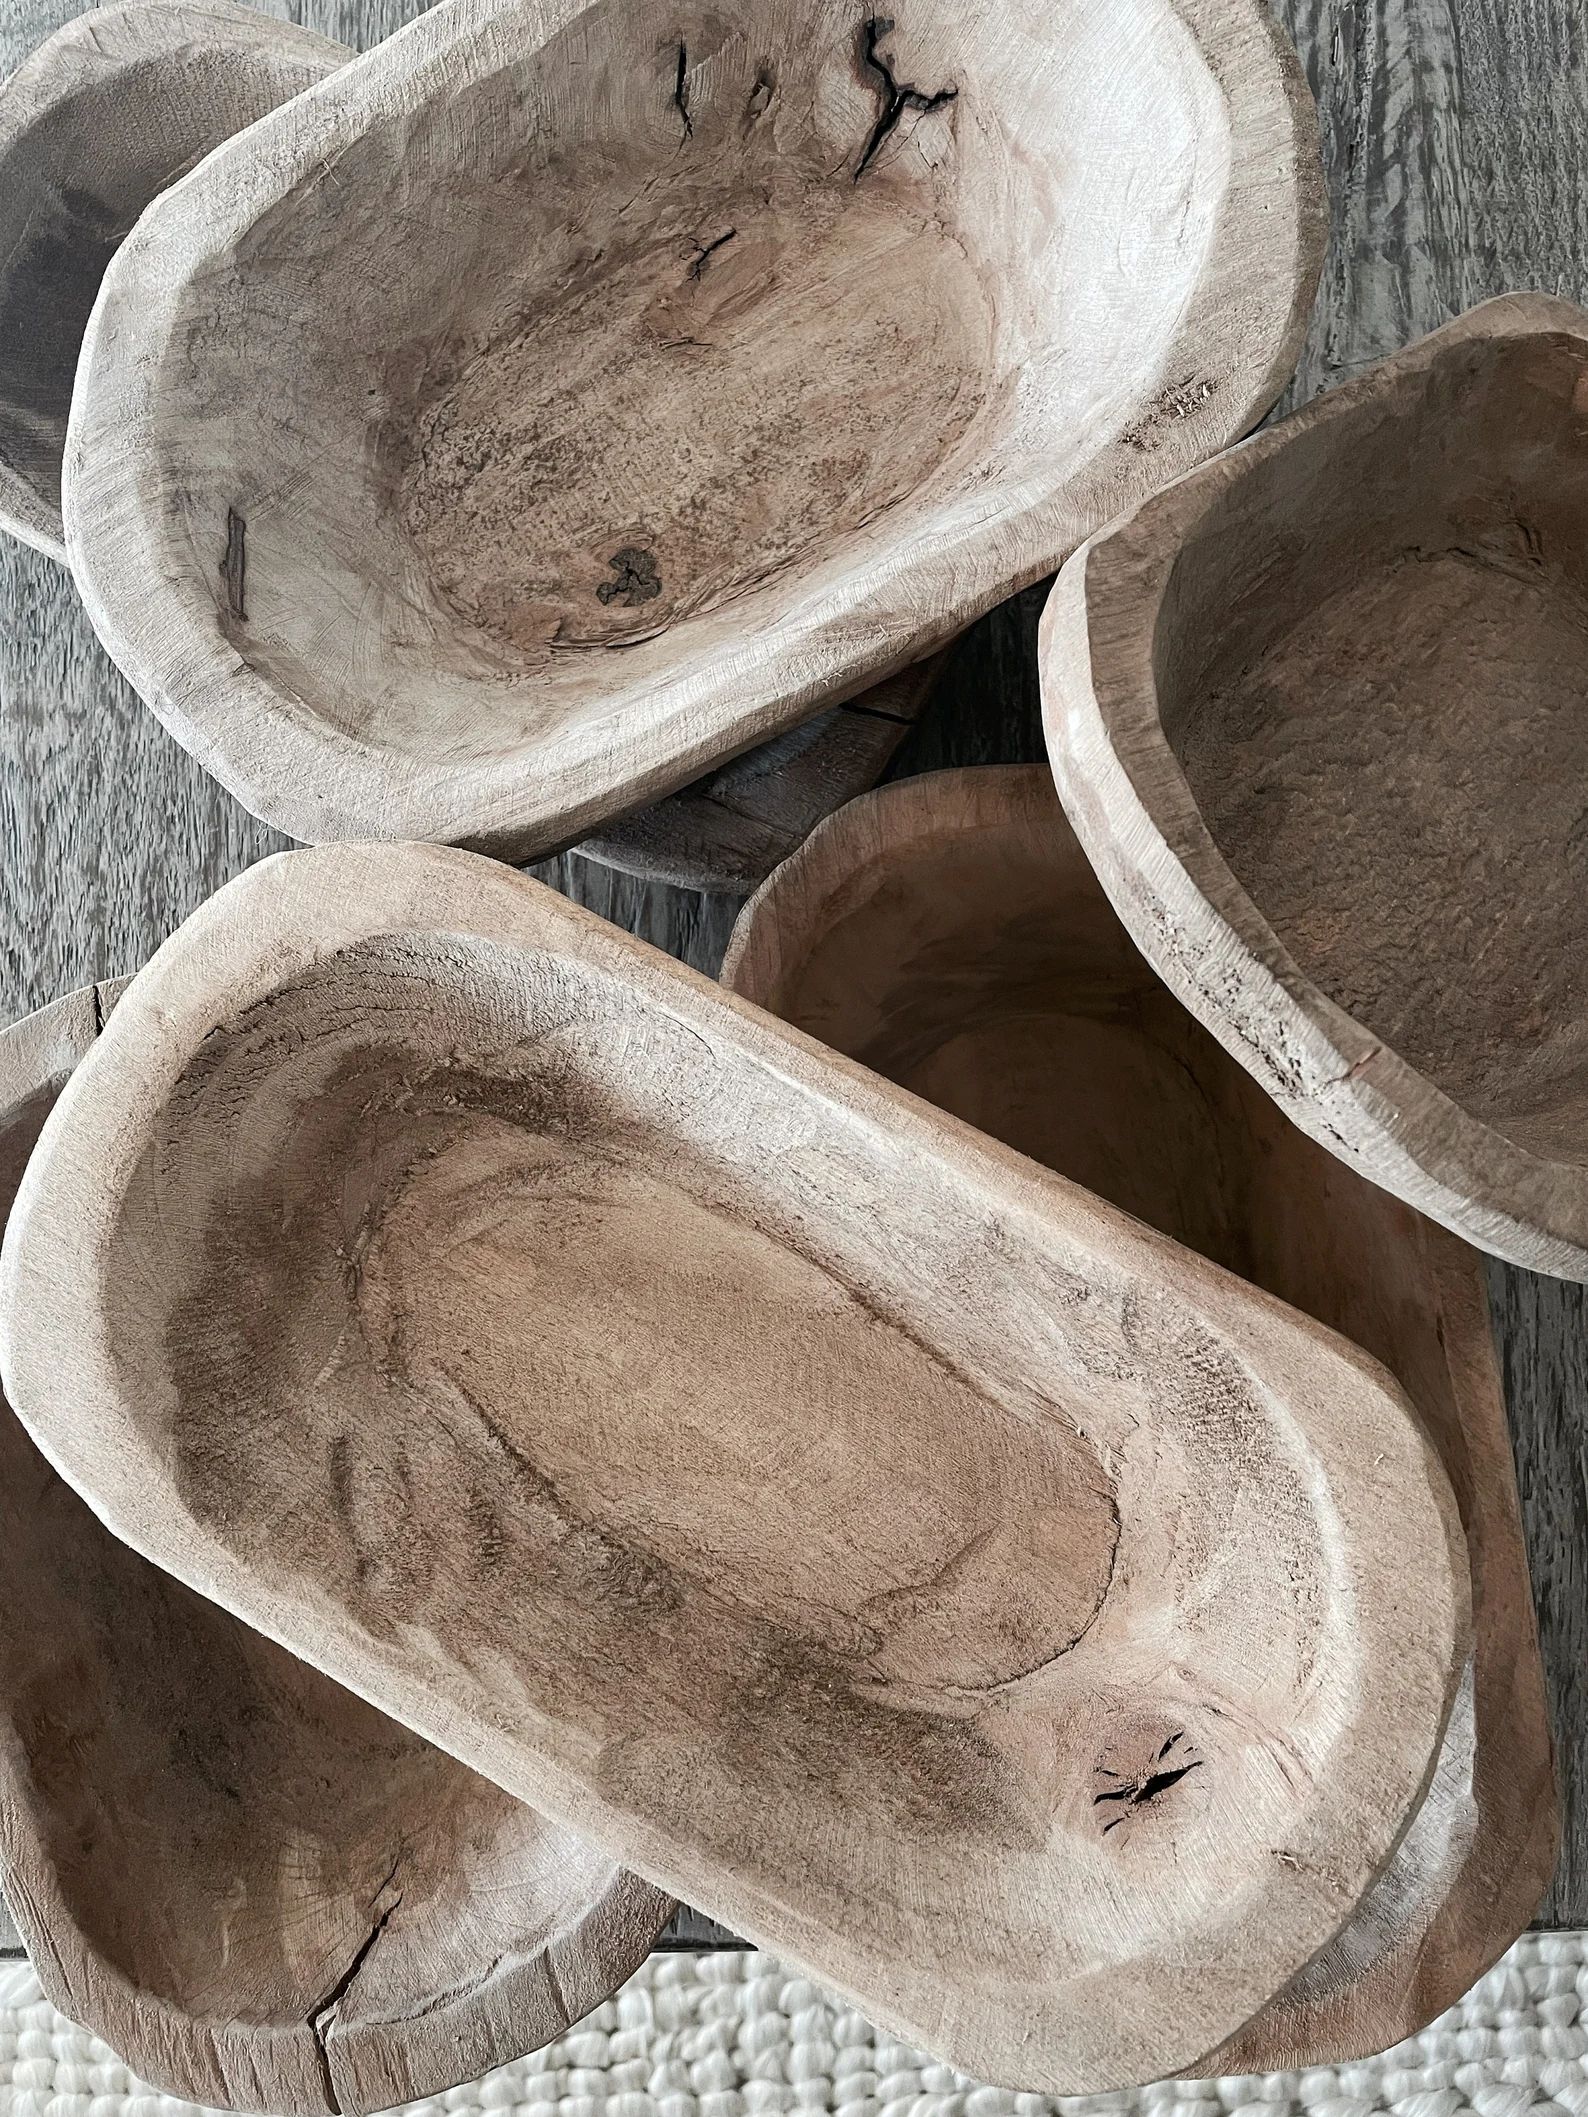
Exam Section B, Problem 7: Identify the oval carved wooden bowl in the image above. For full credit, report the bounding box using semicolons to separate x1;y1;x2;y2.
0;0;345;558
0;0;942;893
0;982;672;2117
65;0;1323;859
1044;294;1588;1279
0;845;1468;2093
723;765;1556;2071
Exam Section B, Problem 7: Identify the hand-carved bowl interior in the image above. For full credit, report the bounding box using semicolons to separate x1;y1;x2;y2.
0;846;1466;2094
0;982;672;2117
1044;294;1588;1278
723;765;1555;2072
66;0;1322;857
0;0;344;557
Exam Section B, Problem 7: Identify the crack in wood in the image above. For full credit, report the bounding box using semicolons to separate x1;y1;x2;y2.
220;507;247;621
854;16;956;181
673;40;692;137
689;227;738;279
308;1856;405;2113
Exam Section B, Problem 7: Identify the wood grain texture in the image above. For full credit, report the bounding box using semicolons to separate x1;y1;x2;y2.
577;655;951;897
0;983;674;2117
0;842;1470;2096
2;0;1587;1934
723;766;1555;2069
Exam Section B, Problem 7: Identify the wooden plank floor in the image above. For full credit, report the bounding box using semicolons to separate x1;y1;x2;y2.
0;0;1585;1947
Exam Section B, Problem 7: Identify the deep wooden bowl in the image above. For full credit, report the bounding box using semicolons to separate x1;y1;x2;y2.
0;844;1468;2093
1044;294;1588;1279
0;0;345;558
0;981;672;2117
64;0;1323;859
723;764;1556;2070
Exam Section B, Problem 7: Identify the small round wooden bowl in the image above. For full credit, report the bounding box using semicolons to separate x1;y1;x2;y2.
64;0;1323;859
1044;293;1588;1279
723;765;1556;2073
0;0;346;558
0;844;1467;2095
0;982;672;2117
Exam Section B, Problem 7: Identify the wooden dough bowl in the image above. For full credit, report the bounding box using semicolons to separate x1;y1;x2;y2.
0;0;345;559
0;0;940;897
1044;294;1588;1280
723;764;1556;2071
0;982;672;2117
0;844;1469;2093
65;0;1324;859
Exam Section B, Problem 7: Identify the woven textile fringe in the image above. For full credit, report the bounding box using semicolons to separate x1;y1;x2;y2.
6;1936;1588;2117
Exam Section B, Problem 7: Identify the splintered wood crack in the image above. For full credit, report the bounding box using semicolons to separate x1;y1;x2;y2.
855;16;957;180
308;1856;404;2112
1094;1734;1203;1833
673;41;693;137
220;508;247;621
689;228;738;278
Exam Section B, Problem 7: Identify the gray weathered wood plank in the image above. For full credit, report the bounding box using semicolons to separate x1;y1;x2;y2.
0;0;1584;1933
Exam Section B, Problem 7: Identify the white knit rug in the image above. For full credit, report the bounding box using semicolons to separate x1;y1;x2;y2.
6;1938;1588;2117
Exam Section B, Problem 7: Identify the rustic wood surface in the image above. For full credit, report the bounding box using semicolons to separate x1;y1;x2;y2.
0;839;1470;2093
1045;294;1588;1279
0;0;1585;1951
723;765;1556;2067
0;0;347;557
56;0;1319;865
0;983;675;2115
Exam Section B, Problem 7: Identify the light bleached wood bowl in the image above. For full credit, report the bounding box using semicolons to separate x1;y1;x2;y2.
723;764;1556;2072
64;0;1323;860
1044;293;1588;1280
0;982;672;2117
0;843;1468;2094
0;0;346;559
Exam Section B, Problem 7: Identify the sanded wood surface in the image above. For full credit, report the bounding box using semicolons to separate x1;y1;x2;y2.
0;0;1585;1939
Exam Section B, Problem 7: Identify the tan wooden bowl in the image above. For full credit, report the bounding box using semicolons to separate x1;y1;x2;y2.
0;844;1468;2093
0;0;345;559
723;764;1557;2071
0;982;672;2117
1044;293;1588;1280
64;0;1323;860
